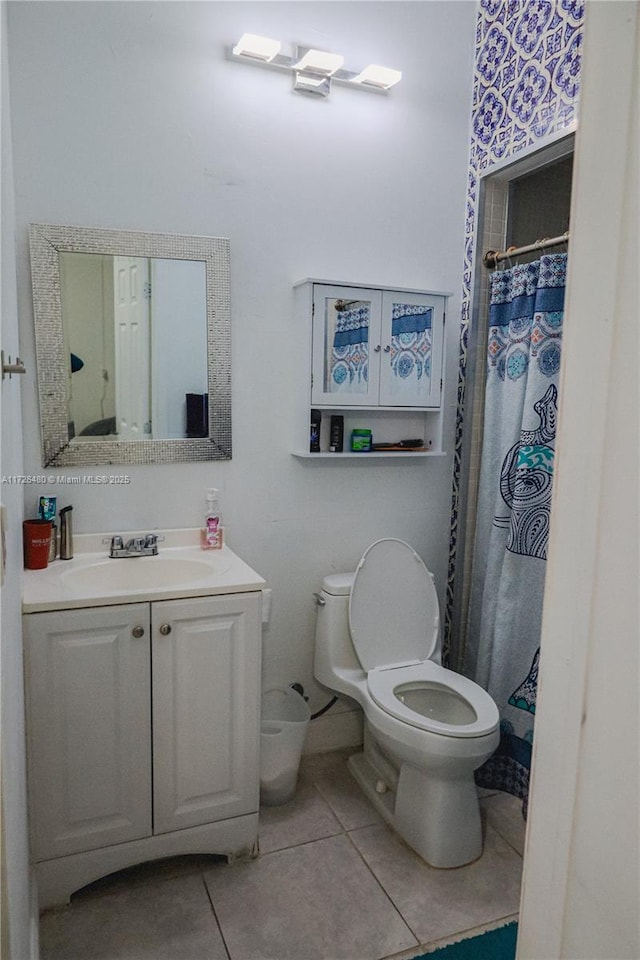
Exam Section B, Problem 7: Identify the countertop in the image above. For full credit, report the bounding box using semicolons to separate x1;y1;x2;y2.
22;528;266;613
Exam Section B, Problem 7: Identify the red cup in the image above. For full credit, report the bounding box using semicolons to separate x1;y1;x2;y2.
23;519;52;570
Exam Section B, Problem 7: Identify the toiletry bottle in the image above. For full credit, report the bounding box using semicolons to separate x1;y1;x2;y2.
310;409;321;452
351;428;372;452
329;415;344;453
200;488;224;550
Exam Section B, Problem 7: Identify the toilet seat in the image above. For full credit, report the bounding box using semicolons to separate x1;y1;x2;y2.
367;660;499;738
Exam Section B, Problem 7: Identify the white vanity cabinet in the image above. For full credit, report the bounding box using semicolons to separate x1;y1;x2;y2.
23;589;262;906
293;279;450;457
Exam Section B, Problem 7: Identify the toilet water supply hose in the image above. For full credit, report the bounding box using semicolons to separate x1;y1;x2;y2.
290;683;338;720
310;696;338;720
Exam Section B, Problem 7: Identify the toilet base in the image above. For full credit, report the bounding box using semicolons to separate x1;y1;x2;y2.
348;748;483;869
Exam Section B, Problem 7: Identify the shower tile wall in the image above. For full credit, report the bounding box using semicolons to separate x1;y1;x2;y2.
507;156;573;255
444;0;585;659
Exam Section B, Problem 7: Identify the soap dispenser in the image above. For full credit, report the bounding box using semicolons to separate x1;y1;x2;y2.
200;488;224;550
59;505;74;560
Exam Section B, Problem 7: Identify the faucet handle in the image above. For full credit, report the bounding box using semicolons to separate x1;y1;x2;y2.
102;535;124;548
102;535;124;558
144;534;157;553
143;533;164;554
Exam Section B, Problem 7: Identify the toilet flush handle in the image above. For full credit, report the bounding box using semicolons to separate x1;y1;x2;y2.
312;593;326;607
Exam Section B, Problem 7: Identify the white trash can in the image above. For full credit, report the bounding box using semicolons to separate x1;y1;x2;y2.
260;687;310;806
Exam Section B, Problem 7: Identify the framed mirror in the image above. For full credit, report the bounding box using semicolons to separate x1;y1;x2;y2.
29;223;232;466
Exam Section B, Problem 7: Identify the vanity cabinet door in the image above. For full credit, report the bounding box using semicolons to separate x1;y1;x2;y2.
24;604;152;861
151;592;262;835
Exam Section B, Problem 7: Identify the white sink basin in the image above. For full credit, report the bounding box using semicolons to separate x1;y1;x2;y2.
22;531;266;612
60;555;229;593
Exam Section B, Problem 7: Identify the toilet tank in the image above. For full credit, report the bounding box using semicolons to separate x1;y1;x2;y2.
313;573;364;696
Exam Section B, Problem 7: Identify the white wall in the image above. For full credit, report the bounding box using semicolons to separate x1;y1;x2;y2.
1;4;38;957
6;1;476;716
518;3;639;958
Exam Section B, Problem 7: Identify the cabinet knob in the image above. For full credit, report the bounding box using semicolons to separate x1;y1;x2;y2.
373;344;381;353
132;625;145;638
159;623;172;636
383;344;391;353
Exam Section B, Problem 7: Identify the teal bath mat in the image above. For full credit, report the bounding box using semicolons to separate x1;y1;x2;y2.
411;921;518;960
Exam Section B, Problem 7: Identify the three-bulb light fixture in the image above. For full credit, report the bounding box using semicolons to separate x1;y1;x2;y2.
230;33;402;98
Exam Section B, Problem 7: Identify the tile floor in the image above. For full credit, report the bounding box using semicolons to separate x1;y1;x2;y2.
39;749;525;960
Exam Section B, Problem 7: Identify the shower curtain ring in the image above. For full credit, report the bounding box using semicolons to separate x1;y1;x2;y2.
504;246;517;269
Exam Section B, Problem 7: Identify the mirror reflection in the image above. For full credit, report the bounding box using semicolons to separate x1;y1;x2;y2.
60;253;207;441
322;298;372;396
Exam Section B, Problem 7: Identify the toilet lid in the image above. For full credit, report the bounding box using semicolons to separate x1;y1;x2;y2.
348;539;439;671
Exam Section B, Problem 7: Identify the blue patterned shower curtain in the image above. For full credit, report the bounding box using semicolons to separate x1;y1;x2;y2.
465;253;567;809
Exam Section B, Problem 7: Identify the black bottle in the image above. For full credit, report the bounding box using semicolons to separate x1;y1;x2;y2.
329;415;344;453
310;409;321;452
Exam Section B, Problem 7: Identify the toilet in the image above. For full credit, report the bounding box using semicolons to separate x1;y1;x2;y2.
313;538;500;868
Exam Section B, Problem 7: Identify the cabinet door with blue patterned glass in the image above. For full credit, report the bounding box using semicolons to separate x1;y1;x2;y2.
379;291;445;407
311;285;382;406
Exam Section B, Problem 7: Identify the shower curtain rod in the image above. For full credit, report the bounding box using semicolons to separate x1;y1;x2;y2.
483;230;570;268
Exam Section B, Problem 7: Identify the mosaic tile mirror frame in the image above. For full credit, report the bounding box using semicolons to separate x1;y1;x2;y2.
29;223;232;467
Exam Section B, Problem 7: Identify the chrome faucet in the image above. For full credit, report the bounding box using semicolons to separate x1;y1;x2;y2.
104;533;164;558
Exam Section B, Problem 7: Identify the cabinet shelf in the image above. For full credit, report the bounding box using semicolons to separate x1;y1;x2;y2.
292;450;446;460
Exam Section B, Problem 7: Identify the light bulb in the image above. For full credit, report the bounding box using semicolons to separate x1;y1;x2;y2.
353;64;402;89
232;33;281;62
295;49;344;76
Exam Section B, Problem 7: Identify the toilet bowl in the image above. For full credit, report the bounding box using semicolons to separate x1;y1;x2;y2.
313;538;499;868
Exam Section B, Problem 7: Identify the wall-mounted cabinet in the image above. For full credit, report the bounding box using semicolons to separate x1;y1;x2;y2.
293;280;450;458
